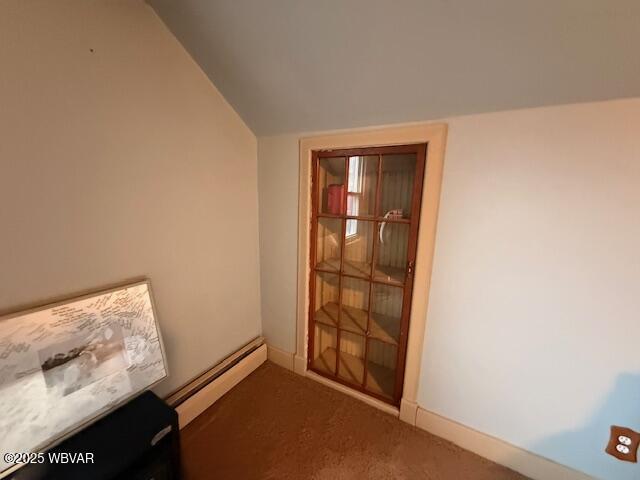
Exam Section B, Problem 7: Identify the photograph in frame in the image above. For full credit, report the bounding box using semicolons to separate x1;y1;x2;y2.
0;280;168;476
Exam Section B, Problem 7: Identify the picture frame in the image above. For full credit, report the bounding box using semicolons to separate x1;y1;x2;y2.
0;279;168;477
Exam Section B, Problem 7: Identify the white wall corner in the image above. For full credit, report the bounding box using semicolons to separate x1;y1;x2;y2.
399;398;418;425
415;408;594;480
266;344;295;371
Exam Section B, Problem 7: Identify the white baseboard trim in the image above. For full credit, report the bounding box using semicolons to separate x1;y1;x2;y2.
415;408;594;480
266;344;295;371
305;370;399;417
175;344;267;429
293;354;306;375
399;398;418;425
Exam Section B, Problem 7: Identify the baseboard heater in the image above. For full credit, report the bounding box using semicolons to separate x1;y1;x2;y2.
165;336;267;429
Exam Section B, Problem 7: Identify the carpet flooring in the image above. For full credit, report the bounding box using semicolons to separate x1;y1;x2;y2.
181;361;530;480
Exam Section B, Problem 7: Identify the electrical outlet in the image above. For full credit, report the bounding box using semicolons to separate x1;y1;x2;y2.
605;426;640;462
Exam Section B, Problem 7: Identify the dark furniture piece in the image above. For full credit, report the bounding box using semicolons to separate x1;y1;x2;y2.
9;391;180;480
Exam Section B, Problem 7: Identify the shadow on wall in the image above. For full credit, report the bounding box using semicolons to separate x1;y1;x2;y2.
530;373;640;480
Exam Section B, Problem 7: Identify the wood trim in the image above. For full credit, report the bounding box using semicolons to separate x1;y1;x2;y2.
310;362;398;405
334;156;349;376
307;151;320;371
393;142;427;404
266;344;295;371
399;398;418;424
294;354;306;375
317;213;410;224
305;370;399;417
313;268;409;288
316;144;423;157
415;408;594;480
401;126;447;405
297;123;448;415
175;344;267;429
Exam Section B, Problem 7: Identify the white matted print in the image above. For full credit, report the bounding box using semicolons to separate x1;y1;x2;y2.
0;281;167;476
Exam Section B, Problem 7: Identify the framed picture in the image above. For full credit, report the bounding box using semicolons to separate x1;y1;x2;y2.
0;280;168;477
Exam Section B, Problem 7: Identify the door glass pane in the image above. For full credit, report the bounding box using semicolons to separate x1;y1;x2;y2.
316;218;342;271
338;331;365;386
343;220;374;278
366;338;397;399
340;277;369;335
312;323;337;375
370;284;403;344
318;157;346;215
375;222;409;285
314;272;340;327
346;155;378;218
379;153;416;219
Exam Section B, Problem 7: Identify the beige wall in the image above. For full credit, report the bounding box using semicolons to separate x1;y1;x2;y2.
421;98;640;480
0;0;262;396
257;135;299;352
257;98;640;480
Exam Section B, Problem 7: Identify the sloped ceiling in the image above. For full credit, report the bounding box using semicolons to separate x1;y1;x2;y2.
149;0;640;136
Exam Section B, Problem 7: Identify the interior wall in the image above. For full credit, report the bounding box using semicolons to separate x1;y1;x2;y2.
420;98;640;480
257;135;299;353
0;0;262;397
257;98;640;479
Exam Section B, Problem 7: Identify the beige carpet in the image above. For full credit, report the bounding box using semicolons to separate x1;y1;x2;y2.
181;361;529;480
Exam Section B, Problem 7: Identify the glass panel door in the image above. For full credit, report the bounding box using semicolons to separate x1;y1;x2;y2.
310;145;426;405
369;284;403;345
380;153;417;220
316;218;342;271
375;222;409;285
318;157;346;215
343;220;374;278
346;155;378;218
366;338;397;399
340;277;369;335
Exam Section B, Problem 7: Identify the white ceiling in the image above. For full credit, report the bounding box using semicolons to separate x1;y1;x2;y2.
149;0;640;136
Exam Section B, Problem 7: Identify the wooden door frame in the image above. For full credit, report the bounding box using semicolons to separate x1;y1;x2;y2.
296;123;448;423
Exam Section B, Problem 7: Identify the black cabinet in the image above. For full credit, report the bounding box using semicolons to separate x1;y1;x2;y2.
9;391;180;480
